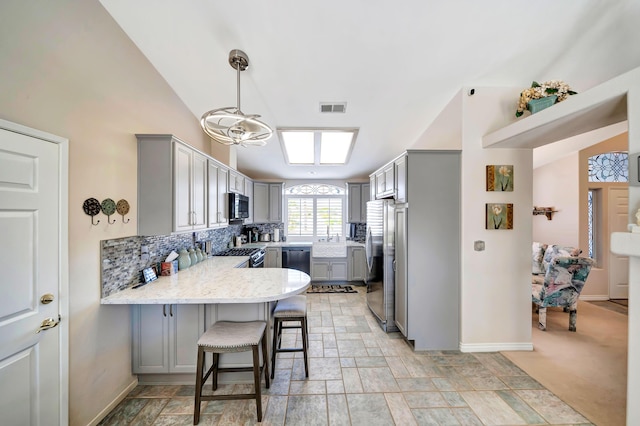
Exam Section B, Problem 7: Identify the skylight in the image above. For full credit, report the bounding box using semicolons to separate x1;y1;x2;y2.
278;128;358;165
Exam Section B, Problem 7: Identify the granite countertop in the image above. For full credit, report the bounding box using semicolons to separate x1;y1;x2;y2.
100;256;310;305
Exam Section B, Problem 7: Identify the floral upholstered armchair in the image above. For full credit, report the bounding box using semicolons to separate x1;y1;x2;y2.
531;242;594;331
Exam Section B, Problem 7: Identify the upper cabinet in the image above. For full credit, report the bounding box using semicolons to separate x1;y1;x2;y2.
207;160;229;228
347;183;370;223
244;178;254;224
253;182;283;223
137;134;251;235
373;163;395;199
229;170;245;195
370;153;407;202
138;135;209;235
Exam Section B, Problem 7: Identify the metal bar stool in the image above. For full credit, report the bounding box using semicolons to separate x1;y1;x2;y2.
271;295;308;379
194;320;270;424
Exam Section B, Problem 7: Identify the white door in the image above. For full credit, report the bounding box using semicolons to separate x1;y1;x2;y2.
609;187;629;299
0;122;66;425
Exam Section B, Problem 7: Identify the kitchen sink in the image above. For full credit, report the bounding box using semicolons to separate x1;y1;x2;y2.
312;242;347;258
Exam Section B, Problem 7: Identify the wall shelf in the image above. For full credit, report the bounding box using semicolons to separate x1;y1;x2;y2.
532;207;558;220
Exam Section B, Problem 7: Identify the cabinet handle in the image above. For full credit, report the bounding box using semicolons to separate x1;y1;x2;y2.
163;304;167;317
169;304;173;317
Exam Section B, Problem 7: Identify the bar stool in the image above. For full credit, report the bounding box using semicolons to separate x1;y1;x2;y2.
194;320;270;424
271;295;308;379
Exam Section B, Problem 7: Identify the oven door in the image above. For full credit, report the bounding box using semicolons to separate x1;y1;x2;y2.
250;250;265;268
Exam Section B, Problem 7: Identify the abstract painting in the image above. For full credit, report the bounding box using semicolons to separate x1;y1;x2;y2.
486;203;513;230
486;165;513;191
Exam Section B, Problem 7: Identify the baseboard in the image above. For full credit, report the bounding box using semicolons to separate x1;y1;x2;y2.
579;294;610;301
459;342;533;352
88;378;138;426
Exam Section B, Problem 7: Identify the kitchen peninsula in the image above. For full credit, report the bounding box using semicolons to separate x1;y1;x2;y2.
101;257;310;381
101;256;310;304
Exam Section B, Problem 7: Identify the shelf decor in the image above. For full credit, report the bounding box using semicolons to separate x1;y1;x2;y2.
486;165;513;191
516;80;577;117
486;203;513;230
533;206;558;220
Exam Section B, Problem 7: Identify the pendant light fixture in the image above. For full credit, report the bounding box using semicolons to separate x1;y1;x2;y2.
200;49;272;146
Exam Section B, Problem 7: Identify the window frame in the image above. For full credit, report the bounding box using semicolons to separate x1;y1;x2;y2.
284;184;346;242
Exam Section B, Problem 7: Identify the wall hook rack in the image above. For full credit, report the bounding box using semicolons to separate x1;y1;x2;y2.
116;199;131;223
82;198;101;226
532;206;558;220
101;198;117;224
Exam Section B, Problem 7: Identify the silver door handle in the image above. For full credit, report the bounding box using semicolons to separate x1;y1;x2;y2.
163;304;167;317
169;305;173;317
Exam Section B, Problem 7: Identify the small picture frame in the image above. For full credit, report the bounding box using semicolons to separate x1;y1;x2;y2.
142;266;158;283
486;165;513;192
486;203;513;230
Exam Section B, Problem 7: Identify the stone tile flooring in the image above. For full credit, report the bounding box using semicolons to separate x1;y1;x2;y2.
99;287;592;425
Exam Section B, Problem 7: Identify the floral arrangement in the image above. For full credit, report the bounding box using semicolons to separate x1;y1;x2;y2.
516;80;577;117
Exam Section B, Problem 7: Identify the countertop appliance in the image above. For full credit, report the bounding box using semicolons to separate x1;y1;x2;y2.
214;247;264;267
365;199;397;332
281;246;311;275
228;192;249;221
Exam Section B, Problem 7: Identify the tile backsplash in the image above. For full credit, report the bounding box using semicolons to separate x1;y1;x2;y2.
101;224;247;297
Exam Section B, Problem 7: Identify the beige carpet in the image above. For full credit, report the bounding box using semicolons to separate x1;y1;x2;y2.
503;301;628;426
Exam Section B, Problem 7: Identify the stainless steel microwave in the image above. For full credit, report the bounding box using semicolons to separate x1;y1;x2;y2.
229;192;249;220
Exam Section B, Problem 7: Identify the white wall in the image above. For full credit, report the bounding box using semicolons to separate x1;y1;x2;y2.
459;87;533;351
532;153;579;246
0;1;227;424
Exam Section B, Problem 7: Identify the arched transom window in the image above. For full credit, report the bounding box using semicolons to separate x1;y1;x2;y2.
588;152;629;182
285;184;345;241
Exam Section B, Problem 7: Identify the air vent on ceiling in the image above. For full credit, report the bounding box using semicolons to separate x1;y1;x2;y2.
320;102;347;113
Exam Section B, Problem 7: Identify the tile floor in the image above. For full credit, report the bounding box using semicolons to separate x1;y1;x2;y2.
99;287;592;425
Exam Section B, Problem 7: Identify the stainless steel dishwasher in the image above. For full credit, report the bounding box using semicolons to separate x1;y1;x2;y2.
281;246;311;275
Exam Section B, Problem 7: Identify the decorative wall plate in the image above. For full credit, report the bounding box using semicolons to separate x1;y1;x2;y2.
116;199;130;223
101;198;116;216
116;199;130;216
83;198;101;216
83;198;101;225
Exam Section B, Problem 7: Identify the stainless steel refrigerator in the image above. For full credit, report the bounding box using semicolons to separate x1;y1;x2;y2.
365;199;397;332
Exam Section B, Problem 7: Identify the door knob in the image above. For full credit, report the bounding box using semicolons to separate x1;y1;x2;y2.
36;317;60;333
40;293;55;304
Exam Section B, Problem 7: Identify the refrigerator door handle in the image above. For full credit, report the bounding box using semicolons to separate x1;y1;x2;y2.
365;226;373;271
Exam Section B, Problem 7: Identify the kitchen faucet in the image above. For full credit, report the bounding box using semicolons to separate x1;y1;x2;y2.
326;225;332;242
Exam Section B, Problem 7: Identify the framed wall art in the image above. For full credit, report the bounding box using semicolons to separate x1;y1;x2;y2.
486;203;513;230
486;165;513;191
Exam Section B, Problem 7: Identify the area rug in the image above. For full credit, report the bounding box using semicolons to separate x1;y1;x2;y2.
307;284;357;294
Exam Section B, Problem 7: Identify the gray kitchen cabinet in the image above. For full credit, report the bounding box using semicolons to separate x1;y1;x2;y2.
217;166;229;225
265;247;282;268
347;183;370;223
131;304;205;374
137;134;208;235
207;159;229;228
374;163;395;199
253;182;283;223
348;246;366;281
311;259;348;281
393;150;460;350
394;205;408;336
394;154;407;203
229;170;245;195
244;178;254;224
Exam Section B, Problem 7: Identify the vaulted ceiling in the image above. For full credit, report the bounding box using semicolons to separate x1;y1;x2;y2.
100;0;640;180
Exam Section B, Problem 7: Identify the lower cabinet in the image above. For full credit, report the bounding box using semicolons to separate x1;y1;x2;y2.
311;259;348;281
265;247;282;268
348;246;366;281
132;304;205;374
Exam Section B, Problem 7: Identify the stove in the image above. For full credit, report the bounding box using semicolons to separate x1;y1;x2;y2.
214;247;265;267
215;248;259;256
